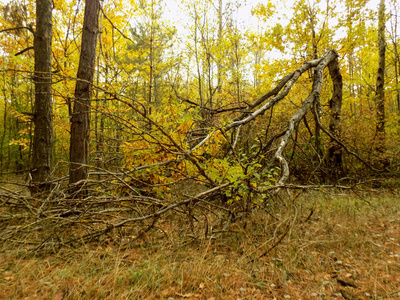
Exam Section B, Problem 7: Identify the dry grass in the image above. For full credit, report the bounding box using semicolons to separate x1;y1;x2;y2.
1;191;400;299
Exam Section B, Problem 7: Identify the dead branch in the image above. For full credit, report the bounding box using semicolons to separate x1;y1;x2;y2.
226;57;323;130
113;183;230;228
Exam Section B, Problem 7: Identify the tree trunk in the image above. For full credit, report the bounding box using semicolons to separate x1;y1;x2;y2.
217;0;223;93
1;74;8;176
375;0;386;153
393;6;400;115
148;0;154;116
327;55;343;179
309;9;322;161
31;0;53;187
69;0;100;185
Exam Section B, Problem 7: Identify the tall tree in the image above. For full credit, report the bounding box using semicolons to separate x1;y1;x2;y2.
327;55;343;179
69;0;100;184
388;0;400;114
217;0;223;93
375;0;386;153
31;0;53;187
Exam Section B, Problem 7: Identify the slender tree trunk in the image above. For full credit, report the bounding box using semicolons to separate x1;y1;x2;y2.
394;42;400;114
31;0;53;187
148;0;154;116
196;34;203;108
217;0;223;93
193;10;204;115
0;90;7;176
390;19;400;118
95;8;103;173
308;7;322;161
7;70;15;171
69;0;100;184
1;66;8;175
375;0;386;153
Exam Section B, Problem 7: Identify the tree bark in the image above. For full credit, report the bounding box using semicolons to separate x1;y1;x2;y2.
327;55;343;179
31;0;53;187
69;0;100;185
275;51;339;185
375;0;386;153
217;0;223;93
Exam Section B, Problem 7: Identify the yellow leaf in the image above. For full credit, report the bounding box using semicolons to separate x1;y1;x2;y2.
4;275;15;281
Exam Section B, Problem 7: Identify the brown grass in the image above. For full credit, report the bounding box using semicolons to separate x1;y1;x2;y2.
1;191;400;299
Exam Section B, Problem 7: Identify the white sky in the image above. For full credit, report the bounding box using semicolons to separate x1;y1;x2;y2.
164;0;383;37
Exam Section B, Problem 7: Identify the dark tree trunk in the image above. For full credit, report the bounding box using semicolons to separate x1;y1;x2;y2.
69;0;100;184
31;0;53;187
327;55;343;179
375;0;386;153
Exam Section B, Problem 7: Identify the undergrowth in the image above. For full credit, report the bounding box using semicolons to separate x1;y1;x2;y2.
1;191;400;299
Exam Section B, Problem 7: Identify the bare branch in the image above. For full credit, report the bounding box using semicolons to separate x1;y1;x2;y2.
15;46;34;56
100;7;134;44
0;26;34;34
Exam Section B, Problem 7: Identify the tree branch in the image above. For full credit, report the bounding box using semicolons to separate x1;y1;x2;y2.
100;7;134;44
274;51;338;184
0;26;34;34
15;46;34;56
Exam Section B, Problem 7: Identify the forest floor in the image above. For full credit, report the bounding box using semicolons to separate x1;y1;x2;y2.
1;190;400;300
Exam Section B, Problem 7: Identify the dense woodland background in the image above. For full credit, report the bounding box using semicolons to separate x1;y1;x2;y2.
1;0;399;188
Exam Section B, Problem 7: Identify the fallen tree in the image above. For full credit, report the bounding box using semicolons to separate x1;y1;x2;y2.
178;49;345;191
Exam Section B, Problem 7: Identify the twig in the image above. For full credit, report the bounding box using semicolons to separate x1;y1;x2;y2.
252;222;291;262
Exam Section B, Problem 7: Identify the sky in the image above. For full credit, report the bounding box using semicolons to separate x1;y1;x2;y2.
164;0;383;37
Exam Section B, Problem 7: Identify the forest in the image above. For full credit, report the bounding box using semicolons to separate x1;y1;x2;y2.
1;0;400;299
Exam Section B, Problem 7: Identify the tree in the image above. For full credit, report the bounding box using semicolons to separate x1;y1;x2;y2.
31;0;53;188
69;0;100;185
375;0;386;154
388;0;400;115
126;0;175;112
327;55;343;179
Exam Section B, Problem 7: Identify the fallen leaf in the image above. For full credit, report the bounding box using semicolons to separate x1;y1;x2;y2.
176;292;201;298
53;292;65;300
4;276;15;281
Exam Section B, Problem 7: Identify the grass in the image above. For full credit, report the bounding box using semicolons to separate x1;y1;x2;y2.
1;191;400;299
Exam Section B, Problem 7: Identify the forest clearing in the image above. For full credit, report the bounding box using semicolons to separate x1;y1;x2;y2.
1;0;400;298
